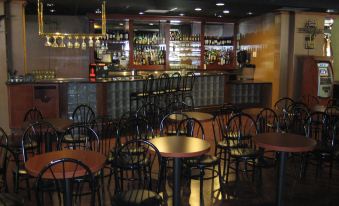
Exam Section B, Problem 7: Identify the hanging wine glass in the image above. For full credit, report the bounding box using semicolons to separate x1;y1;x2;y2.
95;37;101;47
44;35;51;47
59;36;66;48
67;36;73;48
52;36;59;47
88;36;94;47
74;36;80;49
81;36;87;50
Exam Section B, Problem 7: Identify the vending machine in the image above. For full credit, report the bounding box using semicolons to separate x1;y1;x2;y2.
301;56;334;104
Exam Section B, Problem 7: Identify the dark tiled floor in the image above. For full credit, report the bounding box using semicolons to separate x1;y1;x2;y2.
14;120;339;205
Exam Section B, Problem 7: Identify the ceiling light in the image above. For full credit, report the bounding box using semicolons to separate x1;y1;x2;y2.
139;11;144;15
326;9;335;13
119;23;124;26
195;8;202;11
170;8;178;11
149;23;154;26
179;13;185;16
218;15;223;18
95;8;101;14
247;11;253;15
50;9;56;13
170;20;181;23
216;3;224;6
223;10;230;14
145;9;169;13
46;3;54;7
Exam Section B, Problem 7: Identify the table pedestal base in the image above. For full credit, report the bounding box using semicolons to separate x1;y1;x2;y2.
174;158;182;206
277;152;288;206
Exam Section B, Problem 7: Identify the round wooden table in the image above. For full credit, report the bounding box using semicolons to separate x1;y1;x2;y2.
253;133;316;206
168;111;214;122
149;136;211;206
25;150;106;206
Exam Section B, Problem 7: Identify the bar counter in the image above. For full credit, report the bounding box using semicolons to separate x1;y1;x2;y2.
7;70;272;129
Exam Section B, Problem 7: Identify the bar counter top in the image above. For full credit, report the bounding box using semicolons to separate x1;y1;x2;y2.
6;69;240;85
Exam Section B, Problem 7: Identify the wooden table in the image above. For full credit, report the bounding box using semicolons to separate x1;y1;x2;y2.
253;133;316;206
168;111;214;122
149;136;211;206
25;150;106;206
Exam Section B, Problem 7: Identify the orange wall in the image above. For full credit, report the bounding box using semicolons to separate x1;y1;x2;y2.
238;13;283;106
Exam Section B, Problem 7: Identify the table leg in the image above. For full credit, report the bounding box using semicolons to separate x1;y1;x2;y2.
64;179;72;206
173;158;182;206
277;152;287;206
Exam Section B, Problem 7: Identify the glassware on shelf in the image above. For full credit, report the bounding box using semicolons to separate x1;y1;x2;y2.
74;36;80;49
67;36;73;48
81;36;87;50
88;36;94;47
59;36;66;48
52;36;59;48
95;37;101;47
44;36;51;47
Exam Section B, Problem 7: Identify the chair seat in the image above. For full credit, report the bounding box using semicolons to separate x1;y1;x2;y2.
0;193;24;206
186;154;219;167
63;134;87;142
111;189;162;206
112;155;150;170
229;148;259;158
217;139;238;149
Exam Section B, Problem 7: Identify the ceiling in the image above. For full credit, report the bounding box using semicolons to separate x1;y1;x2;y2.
25;0;339;19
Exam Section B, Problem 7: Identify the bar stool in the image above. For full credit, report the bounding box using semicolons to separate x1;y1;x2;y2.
168;72;182;103
180;72;196;107
130;74;155;111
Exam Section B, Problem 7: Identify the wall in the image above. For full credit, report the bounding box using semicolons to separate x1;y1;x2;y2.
238;12;285;105
331;17;339;81
0;0;9;132
25;15;90;78
289;12;326;99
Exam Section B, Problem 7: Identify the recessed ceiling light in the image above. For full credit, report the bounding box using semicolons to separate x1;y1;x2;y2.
216;3;224;6
95;9;101;14
195;8;202;11
170;8;178;11
170;20;181;23
247;11;253;15
149;23;154;26
50;9;56;13
179;13;185;16
223;10;230;14
326;9;335;13
139;11;144;15
46;3;54;7
218;15;223;18
119;23;124;26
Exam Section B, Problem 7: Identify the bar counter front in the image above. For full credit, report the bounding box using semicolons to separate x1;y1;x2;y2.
7;70;272;129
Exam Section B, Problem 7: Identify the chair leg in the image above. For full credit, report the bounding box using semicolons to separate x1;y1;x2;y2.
235;160;239;182
225;155;231;183
25;177;31;200
329;158;333;178
252;159;256;182
199;167;205;206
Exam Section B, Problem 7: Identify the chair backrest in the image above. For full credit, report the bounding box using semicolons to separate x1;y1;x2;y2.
0;145;19;193
117;116;154;148
22;121;59;162
177;118;205;139
35;158;96;206
274;97;294;114
0;127;8;146
60;125;100;151
155;73;170;93
256;108;279;133
226;113;258;148
330;119;339;148
91;116;117;157
23;107;43;122
305;112;329;144
302;94;319;108
165;101;193;114
170;72;181;92
114;139;163;194
142;74;155;95
214;105;239;142
324;106;339;128
136;102;163;131
182;72;196;92
159;112;189;136
287;105;310;135
72;104;96;125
